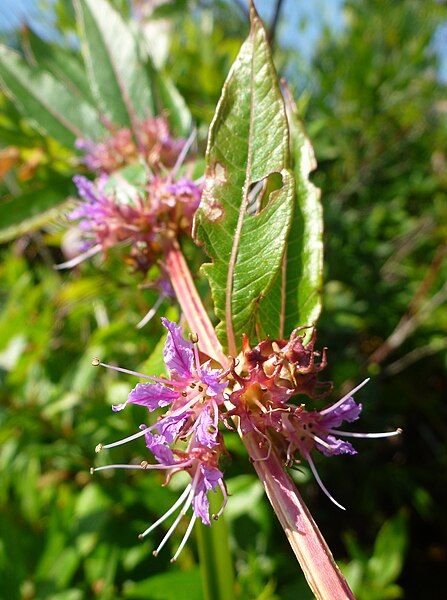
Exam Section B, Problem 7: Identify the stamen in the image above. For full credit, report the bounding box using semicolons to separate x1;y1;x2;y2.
310;433;335;450
319;378;370;416
153;472;198;556
136;295;165;329
139;483;192;539
101;424;154;450
170;515;197;562
304;450;346;511
212;479;228;520
327;427;402;439
54;243;102;270
171;128;197;177
92;461;193;474
91;360;184;388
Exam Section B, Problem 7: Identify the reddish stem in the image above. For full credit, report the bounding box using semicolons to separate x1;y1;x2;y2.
166;242;355;600
164;241;227;365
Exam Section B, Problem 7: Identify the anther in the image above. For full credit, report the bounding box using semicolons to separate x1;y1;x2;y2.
189;332;199;344
190;383;196;388
212;514;219;521
91;357;101;366
138;533;144;540
89;467;95;475
140;461;148;468
95;443;103;453
181;391;187;397
397;428;403;434
198;386;204;392
152;550;158;557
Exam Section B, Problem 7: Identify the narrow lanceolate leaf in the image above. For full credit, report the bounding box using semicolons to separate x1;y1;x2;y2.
0;179;73;243
0;45;104;147
193;3;295;356
152;71;193;138
259;85;323;338
23;27;97;107
74;0;155;132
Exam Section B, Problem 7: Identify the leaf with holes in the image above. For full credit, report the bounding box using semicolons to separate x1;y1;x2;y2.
0;45;104;147
74;0;155;132
193;3;294;356
258;84;323;339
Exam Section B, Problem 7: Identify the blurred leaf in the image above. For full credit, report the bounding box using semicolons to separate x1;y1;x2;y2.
23;26;96;107
74;0;155;128
152;71;192;137
367;513;407;588
194;4;294;354
0;45;104;146
0;179;73;243
123;568;203;600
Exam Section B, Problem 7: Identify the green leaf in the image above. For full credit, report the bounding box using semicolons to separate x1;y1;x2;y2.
153;71;193;137
367;513;407;588
0;45;104;147
0;179;73;243
258;85;323;338
74;0;155;130
193;3;295;355
123;568;203;600
23;27;97;108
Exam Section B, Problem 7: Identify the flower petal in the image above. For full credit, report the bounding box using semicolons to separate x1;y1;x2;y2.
316;435;357;457
145;432;175;465
161;318;194;379
192;465;222;525
194;407;218;447
319;398;362;429
128;382;178;411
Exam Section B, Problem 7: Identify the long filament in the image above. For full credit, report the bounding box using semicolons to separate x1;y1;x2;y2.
55;243;102;270
327;427;402;439
319;378;370;416
304;450;346;511
139;483;192;539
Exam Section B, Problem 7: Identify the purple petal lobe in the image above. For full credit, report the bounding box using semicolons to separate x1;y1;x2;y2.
194;407;218;447
145;432;175;465
319;398;362;429
192;465;223;525
200;364;226;397
128;383;178;412
316;435;357;457
161;318;194;379
156;413;190;444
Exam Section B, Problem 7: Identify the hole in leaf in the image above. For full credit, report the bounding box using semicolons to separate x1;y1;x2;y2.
246;172;283;215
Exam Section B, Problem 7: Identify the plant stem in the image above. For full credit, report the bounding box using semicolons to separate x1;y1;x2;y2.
166;242;356;600
165;240;227;365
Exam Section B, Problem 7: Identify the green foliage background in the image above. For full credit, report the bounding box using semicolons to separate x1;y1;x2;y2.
1;1;446;598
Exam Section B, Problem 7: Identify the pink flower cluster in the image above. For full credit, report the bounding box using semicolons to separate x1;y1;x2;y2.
76;116;186;175
91;321;401;559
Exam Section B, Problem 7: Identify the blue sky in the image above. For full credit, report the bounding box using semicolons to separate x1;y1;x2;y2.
0;0;445;79
0;0;344;59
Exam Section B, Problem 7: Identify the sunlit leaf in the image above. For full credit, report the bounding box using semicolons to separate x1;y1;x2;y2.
0;179;73;243
0;45;104;147
74;0;155;129
194;3;294;355
259;84;323;338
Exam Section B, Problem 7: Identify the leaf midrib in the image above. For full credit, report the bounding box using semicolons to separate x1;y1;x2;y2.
224;28;256;358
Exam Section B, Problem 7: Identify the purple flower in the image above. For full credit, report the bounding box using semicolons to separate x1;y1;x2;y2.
162;317;195;379
91;319;229;560
192;463;223;525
